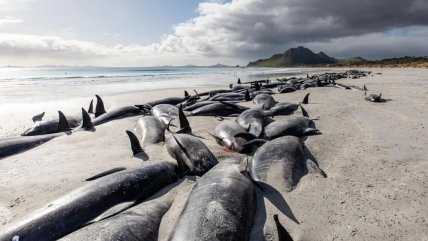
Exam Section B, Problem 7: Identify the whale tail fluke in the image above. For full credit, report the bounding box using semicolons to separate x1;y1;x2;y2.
95;95;106;118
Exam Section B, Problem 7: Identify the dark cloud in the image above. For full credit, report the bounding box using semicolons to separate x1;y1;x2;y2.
166;0;428;59
1;0;428;66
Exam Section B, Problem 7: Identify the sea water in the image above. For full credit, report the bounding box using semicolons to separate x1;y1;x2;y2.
0;66;314;137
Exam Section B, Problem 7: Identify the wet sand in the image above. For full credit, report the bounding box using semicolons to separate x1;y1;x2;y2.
0;68;427;240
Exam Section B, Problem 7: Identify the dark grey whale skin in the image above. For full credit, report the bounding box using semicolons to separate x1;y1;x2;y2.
264;116;318;139
165;133;218;176
168;162;256;241
59;182;181;241
251;136;306;192
0;132;64;159
0;162;178;241
21;116;81;136
190;102;248;116
92;106;141;126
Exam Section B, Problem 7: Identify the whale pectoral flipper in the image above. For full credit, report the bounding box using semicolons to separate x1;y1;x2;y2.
303;128;322;136
234;132;258;142
89;201;135;224
32;112;45;123
303;145;327;178
171;134;194;172
58;111;71;132
85;167;127;181
273;214;294;241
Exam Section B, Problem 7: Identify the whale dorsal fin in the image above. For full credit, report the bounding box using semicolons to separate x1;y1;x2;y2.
32;112;45;123
300;105;309;118
302;93;310;104
95;95;106;118
125;130;144;156
58;111;71;132
177;104;192;134
184;90;190;98
245;90;251;101
81;108;94;130
88;99;94;114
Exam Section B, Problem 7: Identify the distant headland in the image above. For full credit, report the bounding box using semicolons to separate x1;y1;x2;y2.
247;46;428;68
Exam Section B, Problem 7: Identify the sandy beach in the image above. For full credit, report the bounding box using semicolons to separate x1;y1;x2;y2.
0;68;427;241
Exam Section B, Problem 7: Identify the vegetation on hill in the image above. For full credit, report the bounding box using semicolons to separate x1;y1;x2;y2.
247;47;428;68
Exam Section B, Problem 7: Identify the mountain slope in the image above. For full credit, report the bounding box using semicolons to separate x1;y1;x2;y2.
247;46;337;67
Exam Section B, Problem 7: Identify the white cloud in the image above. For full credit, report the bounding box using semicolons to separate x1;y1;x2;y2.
0;16;23;25
0;0;428;66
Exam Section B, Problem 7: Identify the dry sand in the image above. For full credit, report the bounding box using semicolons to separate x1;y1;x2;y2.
0;68;427;240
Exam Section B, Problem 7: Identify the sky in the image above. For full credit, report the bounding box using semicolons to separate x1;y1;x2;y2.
0;0;428;67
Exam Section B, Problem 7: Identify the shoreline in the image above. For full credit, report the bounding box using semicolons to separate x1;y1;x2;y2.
0;68;427;240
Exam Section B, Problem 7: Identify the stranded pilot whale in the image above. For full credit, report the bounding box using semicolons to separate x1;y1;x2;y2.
168;161;255;241
0;162;178;241
249;136;325;192
91;95;142;126
59;181;193;241
22;111;80;136
0;109;93;160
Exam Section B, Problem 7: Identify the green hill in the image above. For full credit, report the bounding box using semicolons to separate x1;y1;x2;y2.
247;46;337;67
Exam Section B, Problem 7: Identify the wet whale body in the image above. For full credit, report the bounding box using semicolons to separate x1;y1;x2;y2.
211;121;247;150
0;162;178;241
237;108;272;137
22;111;80;136
135;116;166;146
1;109;93;159
264;116;320;140
151;104;179;124
190;102;248;116
253;94;277;110
250;136;324;192
0;132;64;159
168;162;255;241
59;182;186;241
165;132;218;176
91;95;142;126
